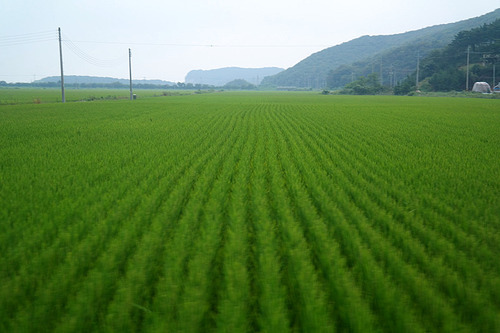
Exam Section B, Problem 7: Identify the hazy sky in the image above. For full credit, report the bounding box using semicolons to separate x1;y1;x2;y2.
1;1;498;83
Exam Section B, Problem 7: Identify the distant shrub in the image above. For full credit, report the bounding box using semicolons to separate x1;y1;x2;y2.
340;73;386;95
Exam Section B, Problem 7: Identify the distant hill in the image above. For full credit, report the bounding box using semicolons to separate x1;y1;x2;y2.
36;75;175;86
185;67;284;86
261;8;500;89
223;79;257;90
393;19;500;94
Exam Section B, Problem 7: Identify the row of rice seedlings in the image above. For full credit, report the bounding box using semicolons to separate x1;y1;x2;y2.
142;109;243;332
268;107;379;332
1;103;231;331
271;108;425;332
6;108;207;329
169;109;255;332
263;107;335;332
287;109;497;331
49;107;231;333
0;99;199;271
330;144;500;327
105;108;242;332
245;106;290;332
0;134;147;268
362;117;497;259
306;111;500;313
213;108;255;332
252;173;292;329
0;149;150;331
324;108;500;263
288;111;462;326
0;123;135;266
302;108;500;294
8;180;152;332
51;187;169;332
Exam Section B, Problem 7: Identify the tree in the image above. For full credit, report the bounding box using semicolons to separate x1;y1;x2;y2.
428;68;466;91
340;73;386;95
394;76;415;95
223;79;257;90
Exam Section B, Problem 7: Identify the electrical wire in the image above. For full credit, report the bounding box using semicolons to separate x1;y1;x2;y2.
65;39;332;48
0;30;57;46
62;34;127;68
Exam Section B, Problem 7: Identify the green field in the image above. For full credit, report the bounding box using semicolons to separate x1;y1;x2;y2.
0;87;191;105
1;92;499;332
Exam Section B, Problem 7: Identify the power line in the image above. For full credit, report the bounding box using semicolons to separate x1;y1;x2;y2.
129;49;133;100
0;30;56;40
0;38;56;47
0;30;57;46
58;28;65;103
62;34;127;68
64;39;332;48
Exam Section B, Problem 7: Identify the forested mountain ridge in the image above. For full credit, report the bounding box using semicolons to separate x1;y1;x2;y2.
393;19;500;94
261;8;500;89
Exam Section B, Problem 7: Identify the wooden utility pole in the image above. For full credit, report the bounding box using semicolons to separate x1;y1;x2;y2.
466;46;470;91
416;51;420;91
380;57;383;85
58;27;65;103
129;48;133;100
493;62;496;89
483;54;498;89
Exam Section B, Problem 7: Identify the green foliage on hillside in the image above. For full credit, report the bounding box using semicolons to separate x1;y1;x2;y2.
262;9;500;89
223;79;257;90
338;73;388;95
327;39;444;89
262;35;401;89
395;19;500;94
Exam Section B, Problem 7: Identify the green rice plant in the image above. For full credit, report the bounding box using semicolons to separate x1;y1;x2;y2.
263;110;335;332
1;92;499;332
214;109;254;332
249;111;290;333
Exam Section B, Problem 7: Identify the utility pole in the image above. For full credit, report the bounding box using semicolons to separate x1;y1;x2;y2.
389;65;394;88
493;62;496;89
483;54;498;89
466;46;470;91
416;51;420;91
380;58;383;85
129;48;133;100
58;27;65;103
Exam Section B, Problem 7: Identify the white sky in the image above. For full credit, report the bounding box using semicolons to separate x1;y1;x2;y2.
1;1;498;83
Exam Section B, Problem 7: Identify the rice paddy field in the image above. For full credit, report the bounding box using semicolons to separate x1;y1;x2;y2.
1;91;499;332
0;87;186;105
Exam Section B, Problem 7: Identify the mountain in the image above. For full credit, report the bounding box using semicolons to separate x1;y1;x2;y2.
393;19;500;94
185;67;284;86
36;75;175;86
261;8;500;89
223;79;257;90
